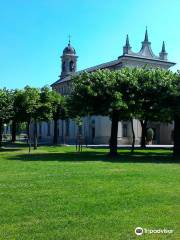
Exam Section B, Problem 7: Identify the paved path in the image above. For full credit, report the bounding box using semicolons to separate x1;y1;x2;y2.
66;144;173;149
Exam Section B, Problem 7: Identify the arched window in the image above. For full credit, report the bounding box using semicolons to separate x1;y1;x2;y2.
69;60;74;71
62;61;66;72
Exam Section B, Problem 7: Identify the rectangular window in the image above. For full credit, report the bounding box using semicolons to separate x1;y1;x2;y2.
47;122;51;136
122;124;127;137
152;128;156;140
39;123;42;136
65;119;69;136
79;125;82;135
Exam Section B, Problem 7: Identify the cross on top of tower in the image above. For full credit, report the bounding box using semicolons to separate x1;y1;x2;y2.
68;34;71;45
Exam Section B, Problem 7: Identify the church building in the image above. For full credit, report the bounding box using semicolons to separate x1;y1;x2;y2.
39;29;176;145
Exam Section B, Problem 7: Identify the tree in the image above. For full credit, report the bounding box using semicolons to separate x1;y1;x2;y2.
10;86;65;148
135;68;174;148
11;89;27;142
22;86;41;149
20;86;52;150
146;128;154;144
0;88;14;146
69;68;138;156
48;90;66;144
163;70;180;156
33;86;53;149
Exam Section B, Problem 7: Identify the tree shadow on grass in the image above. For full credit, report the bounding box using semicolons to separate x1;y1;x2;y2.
6;149;180;164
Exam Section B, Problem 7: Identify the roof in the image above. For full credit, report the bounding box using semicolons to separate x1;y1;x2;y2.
51;29;176;87
51;59;120;86
51;56;175;87
63;41;76;55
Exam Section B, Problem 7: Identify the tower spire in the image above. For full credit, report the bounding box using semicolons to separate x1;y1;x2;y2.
159;41;168;60
161;41;166;52
126;34;130;47
139;28;155;58
123;34;132;54
144;26;149;42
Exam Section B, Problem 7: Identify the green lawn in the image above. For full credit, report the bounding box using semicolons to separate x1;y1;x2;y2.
0;145;179;240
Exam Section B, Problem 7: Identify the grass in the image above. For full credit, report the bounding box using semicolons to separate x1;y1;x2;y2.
0;145;179;240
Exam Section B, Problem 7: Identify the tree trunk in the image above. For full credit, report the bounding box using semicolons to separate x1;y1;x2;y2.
140;120;147;148
53;119;58;145
33;119;38;150
0;119;3;146
173;116;180;156
61;120;64;144
26;120;30;145
11;120;17;143
26;121;30;140
130;118;135;153
27;120;31;153
109;110;119;156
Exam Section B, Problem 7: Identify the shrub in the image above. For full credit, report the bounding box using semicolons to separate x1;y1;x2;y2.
146;128;154;143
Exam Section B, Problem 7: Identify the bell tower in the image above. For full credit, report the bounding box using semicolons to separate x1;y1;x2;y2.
61;38;78;78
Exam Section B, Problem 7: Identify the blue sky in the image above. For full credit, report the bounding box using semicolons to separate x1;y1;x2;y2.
0;0;179;89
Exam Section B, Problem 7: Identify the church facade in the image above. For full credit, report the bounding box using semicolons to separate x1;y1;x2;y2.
38;29;176;145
